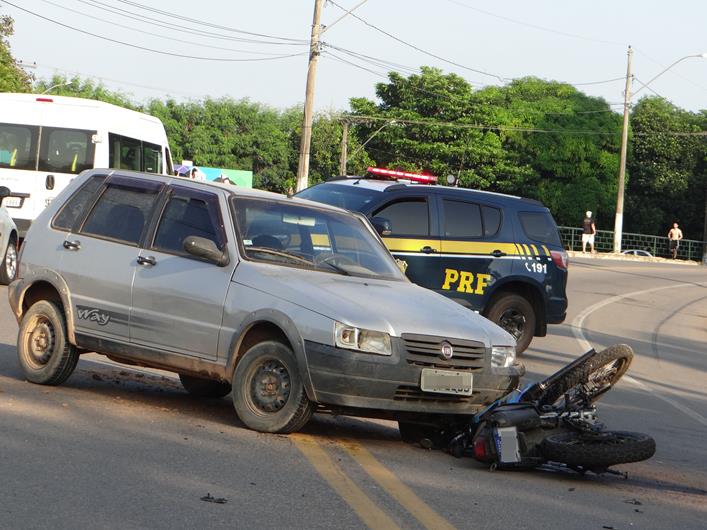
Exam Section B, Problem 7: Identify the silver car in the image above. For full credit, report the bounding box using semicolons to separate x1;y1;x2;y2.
8;169;523;434
0;186;19;285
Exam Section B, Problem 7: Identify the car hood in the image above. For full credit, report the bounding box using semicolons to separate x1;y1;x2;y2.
233;262;514;347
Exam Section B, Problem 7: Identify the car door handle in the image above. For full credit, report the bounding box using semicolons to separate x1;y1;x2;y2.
62;239;81;251
46;174;55;190
420;246;437;254
137;255;156;266
491;249;507;257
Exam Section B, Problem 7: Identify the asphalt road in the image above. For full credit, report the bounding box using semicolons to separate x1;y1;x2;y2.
1;257;705;529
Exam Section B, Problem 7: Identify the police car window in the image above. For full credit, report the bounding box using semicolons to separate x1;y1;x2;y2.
443;200;482;238
374;199;429;236
38;127;95;174
153;192;224;253
482;205;502;237
52;175;106;231
296;183;380;211
518;211;562;246
81;184;159;245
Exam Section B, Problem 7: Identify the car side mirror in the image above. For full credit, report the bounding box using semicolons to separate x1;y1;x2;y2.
371;216;392;237
0;186;9;202
183;236;229;267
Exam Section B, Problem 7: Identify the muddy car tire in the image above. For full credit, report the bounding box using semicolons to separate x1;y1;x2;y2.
17;300;79;385
232;341;314;434
541;431;656;469
485;294;535;354
179;374;232;398
0;239;17;285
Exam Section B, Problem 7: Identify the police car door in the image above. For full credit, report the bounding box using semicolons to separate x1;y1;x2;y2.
371;196;441;291
437;198;512;311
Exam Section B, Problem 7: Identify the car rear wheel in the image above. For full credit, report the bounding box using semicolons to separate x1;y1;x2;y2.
17;300;79;385
231;340;314;433
485;294;535;354
0;239;17;285
179;374;232;398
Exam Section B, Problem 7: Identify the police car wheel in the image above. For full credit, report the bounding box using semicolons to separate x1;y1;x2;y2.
486;294;535;354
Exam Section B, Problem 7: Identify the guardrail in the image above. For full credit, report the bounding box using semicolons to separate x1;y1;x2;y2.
559;226;706;262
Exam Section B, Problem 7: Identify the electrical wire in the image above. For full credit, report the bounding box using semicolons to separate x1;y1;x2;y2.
4;1;308;62
36;0;304;56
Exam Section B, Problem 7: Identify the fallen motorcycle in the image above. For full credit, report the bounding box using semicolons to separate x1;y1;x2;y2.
447;344;656;474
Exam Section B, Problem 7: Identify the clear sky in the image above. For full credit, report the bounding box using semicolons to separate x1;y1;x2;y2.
4;0;706;113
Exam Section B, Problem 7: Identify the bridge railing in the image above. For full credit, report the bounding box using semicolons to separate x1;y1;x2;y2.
558;226;706;261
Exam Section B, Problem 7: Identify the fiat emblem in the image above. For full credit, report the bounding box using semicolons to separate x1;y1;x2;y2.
440;341;454;360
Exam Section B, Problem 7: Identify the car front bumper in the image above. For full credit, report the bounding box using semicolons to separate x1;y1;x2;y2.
303;338;523;416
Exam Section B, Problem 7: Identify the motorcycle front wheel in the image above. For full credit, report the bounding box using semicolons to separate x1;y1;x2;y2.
541;430;655;469
537;344;633;408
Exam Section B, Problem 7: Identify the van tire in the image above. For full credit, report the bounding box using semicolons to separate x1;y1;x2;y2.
17;300;79;385
179;374;232;398
231;341;314;434
0;238;17;285
486;294;535;354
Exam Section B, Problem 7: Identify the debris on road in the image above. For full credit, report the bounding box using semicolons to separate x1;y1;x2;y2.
623;498;643;505
200;493;227;504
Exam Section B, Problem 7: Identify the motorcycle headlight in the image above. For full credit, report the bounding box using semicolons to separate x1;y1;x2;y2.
491;345;516;368
334;322;392;356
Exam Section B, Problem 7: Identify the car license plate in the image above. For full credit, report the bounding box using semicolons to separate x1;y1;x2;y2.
2;196;22;208
420;369;473;396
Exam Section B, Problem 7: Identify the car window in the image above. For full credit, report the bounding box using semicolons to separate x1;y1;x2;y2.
442;199;482;238
518;211;562;246
52;175;106;231
153;189;224;253
374;199;429;236
233;197;404;281
0;123;39;171
81;182;160;245
38;127;95;174
482;205;502;237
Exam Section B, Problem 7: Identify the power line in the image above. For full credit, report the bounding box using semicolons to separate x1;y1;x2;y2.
36;0;304;56
4;1;308;62
328;0;507;82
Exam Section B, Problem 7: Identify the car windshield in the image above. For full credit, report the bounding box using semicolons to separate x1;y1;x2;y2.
296;182;381;212
232;197;404;281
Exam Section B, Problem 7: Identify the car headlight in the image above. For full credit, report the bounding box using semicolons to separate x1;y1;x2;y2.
334;322;392;356
491;345;516;368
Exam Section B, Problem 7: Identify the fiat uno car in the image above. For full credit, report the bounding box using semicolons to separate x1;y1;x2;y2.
8;169;522;435
297;168;569;353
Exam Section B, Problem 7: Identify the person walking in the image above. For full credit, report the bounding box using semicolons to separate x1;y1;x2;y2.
582;210;596;254
668;222;683;259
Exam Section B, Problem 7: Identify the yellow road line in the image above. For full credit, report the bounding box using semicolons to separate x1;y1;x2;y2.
291;434;401;530
340;439;457;530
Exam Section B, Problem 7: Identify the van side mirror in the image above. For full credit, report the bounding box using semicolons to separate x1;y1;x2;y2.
371;216;392;237
183;236;229;267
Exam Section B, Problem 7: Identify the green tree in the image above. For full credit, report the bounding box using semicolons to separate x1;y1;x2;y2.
33;75;136;108
0;13;32;92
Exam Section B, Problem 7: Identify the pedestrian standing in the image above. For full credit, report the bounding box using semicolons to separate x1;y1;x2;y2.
582;210;596;254
668;222;683;259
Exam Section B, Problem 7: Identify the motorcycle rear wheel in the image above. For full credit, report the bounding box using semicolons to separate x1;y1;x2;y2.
537;344;633;408
541;430;655;469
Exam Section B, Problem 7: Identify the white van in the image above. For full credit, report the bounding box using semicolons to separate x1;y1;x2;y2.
0;93;173;236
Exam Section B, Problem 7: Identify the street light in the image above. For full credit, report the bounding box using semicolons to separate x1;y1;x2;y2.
41;81;73;94
613;50;706;254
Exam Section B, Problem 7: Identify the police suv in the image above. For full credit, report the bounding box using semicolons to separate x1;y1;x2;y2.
296;168;568;353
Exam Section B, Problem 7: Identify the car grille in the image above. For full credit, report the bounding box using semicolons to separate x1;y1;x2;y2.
394;385;477;404
402;333;486;371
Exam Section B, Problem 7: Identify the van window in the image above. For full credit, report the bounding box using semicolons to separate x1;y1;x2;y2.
109;134;141;171
52;175;106;231
442;199;482;238
38;127;95;174
374;199;429;236
143;141;163;174
81;183;160;245
0;123;39;171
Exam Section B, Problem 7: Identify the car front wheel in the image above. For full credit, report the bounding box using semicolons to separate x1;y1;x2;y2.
485;293;536;354
0;239;17;285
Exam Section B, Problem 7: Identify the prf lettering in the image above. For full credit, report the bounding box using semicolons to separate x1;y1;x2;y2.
441;268;491;295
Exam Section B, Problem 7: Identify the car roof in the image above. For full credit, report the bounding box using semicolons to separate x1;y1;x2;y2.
85;169;354;215
317;177;546;207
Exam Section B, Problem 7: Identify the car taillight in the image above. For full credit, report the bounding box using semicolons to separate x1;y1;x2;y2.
550;250;568;270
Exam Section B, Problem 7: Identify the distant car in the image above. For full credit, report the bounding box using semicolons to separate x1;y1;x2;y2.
0;186;19;284
621;249;653;257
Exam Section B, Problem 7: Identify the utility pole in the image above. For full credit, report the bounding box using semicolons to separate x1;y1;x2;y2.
339;120;348;176
613;45;633;253
296;0;325;192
